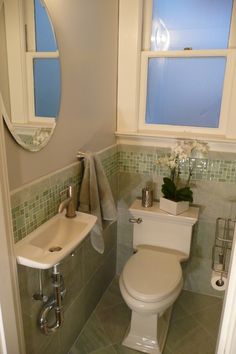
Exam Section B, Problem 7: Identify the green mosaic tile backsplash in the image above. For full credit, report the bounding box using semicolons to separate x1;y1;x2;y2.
11;163;82;243
11;148;118;243
11;144;236;244
118;148;236;183
101;151;119;178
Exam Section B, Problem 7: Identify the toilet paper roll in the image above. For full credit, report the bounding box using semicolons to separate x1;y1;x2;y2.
211;271;227;291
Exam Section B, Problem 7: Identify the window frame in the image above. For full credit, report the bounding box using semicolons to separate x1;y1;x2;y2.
4;0;57;127
138;49;236;136
117;0;236;147
24;0;59;123
26;51;59;124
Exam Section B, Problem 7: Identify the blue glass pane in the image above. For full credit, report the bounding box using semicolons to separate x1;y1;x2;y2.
151;0;233;50
145;57;226;128
33;58;60;118
34;0;57;52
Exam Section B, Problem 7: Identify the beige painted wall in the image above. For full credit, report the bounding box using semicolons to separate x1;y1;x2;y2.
4;0;118;190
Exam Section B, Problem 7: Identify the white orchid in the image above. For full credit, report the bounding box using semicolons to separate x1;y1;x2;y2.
157;139;209;184
157;155;178;170
32;129;50;146
157;140;209;202
173;140;208;159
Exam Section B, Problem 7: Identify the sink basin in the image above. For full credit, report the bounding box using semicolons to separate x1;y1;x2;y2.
14;211;97;269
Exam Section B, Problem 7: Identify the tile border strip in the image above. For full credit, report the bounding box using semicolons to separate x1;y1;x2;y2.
11;143;236;243
118;146;236;183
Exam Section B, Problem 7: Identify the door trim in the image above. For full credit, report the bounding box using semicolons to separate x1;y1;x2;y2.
0;94;25;353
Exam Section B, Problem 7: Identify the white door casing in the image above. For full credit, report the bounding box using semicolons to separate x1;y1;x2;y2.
216;224;236;354
0;93;25;353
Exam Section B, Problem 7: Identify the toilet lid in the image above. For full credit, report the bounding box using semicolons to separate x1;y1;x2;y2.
122;249;182;303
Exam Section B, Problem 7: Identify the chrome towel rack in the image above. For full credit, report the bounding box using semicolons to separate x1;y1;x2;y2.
212;217;235;277
76;151;85;161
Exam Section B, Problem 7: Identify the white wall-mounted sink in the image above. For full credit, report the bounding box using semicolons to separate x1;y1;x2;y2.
14;212;97;269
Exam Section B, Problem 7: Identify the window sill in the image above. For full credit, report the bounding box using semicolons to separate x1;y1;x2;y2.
115;130;236;153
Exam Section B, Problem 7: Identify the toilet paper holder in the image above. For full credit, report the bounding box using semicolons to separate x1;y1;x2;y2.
212;217;236;278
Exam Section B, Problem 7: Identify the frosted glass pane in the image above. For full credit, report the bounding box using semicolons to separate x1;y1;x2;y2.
34;58;60;117
34;0;57;52
151;0;233;50
145;57;226;128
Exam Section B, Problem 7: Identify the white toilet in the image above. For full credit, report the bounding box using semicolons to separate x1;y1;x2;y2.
119;199;199;354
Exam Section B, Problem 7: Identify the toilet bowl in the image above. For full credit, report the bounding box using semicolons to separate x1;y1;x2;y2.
120;248;183;354
119;199;199;354
120;249;183;314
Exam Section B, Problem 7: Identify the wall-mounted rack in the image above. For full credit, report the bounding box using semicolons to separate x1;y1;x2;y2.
76;151;85;161
212;217;236;279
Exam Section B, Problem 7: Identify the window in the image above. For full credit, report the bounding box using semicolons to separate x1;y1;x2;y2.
151;0;233;51
25;0;60;122
145;57;226;128
139;0;235;135
4;0;60;127
33;58;60;117
117;0;236;143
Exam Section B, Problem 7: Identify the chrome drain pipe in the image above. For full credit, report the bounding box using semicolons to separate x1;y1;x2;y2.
39;264;66;335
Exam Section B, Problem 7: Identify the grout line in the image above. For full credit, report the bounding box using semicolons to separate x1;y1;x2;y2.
95;299;124;315
168;322;203;350
191;306;223;339
89;345;117;354
69;276;119;353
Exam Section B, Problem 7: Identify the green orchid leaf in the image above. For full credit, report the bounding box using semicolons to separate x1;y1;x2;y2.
175;187;193;202
161;177;176;200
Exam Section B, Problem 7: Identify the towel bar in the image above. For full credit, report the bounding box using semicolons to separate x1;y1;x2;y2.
77;152;85;161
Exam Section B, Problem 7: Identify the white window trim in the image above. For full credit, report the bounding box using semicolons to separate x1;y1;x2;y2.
117;0;236;152
26;51;58;124
138;49;236;137
24;0;36;51
4;0;29;124
4;0;57;126
117;0;143;132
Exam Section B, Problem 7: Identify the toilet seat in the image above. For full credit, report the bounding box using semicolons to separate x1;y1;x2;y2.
122;249;182;303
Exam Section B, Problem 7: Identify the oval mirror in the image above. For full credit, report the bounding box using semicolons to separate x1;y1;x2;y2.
0;0;60;151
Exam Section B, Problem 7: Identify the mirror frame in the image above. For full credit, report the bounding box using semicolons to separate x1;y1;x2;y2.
1;0;60;151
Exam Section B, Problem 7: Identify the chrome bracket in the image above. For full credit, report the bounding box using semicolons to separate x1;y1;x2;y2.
129;217;143;224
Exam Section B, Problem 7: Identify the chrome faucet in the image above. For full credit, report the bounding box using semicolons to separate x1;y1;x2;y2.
58;185;76;218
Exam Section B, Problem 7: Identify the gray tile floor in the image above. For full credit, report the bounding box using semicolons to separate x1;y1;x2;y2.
69;277;223;354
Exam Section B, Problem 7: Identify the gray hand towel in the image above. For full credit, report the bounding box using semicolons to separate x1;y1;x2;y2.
78;152;117;253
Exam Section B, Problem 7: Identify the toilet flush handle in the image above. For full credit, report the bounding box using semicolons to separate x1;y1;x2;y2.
129;217;143;224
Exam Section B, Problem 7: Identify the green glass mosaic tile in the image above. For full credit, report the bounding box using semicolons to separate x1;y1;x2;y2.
99;145;119;178
117;149;236;183
11;164;82;243
101;152;119;178
11;149;118;244
11;144;236;244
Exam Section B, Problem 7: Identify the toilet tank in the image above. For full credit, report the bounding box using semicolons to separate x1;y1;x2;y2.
129;199;199;258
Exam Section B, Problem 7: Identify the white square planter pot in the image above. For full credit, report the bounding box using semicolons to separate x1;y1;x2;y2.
159;197;189;215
